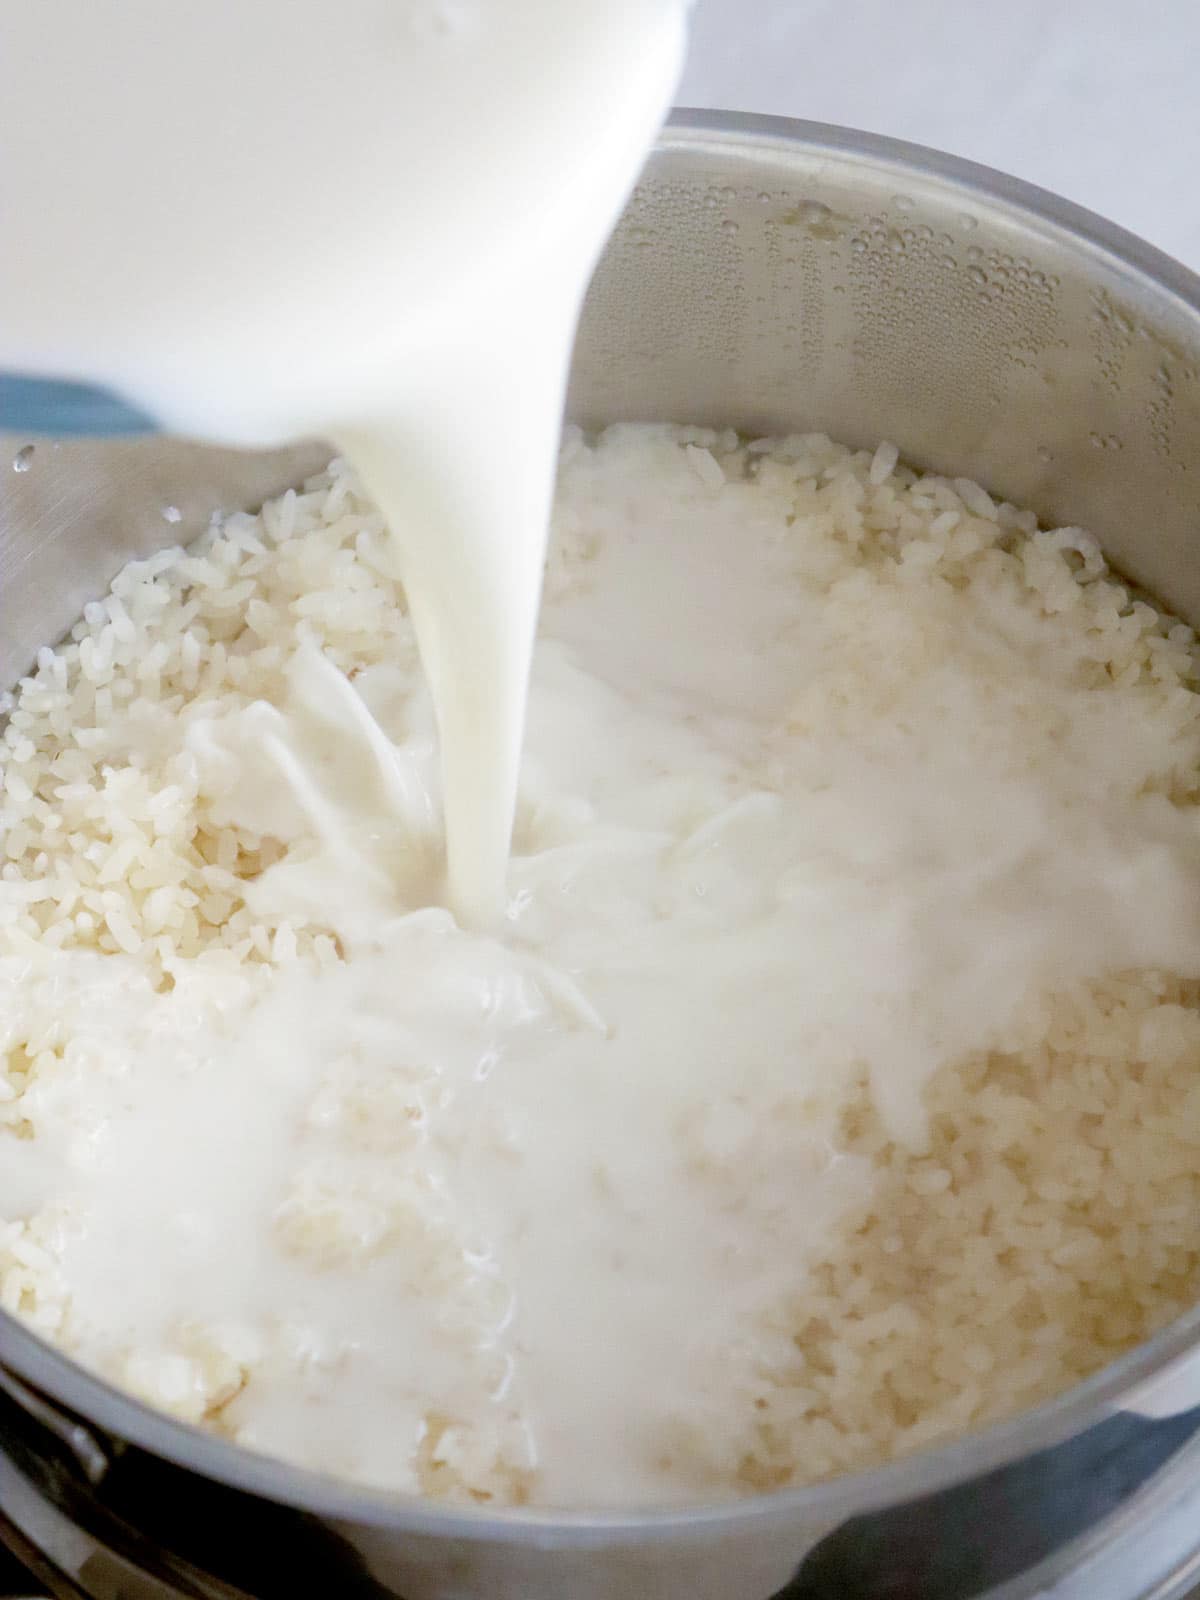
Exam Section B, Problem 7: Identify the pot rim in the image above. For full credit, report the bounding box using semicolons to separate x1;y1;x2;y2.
6;106;1200;1547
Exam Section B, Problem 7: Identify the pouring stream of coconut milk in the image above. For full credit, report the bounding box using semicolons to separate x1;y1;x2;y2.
0;0;688;924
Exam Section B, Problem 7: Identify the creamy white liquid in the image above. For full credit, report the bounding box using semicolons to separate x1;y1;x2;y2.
0;0;688;921
4;431;1200;1508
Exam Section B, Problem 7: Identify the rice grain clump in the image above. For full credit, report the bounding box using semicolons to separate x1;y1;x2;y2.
0;425;1199;1505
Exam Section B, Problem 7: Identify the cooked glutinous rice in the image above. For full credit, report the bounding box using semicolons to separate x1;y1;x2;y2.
0;425;1198;1504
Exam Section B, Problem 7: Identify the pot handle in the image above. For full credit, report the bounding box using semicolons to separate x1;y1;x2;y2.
0;1369;109;1488
0;375;156;437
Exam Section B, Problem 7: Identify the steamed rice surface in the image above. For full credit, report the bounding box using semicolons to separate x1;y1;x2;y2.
0;425;1199;1504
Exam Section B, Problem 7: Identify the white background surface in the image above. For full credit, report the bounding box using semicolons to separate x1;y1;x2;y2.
680;0;1200;271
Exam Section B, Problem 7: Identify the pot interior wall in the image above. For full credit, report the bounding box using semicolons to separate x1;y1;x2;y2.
4;123;1200;698
569;121;1200;625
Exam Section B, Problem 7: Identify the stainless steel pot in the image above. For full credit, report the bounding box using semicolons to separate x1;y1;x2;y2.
3;110;1200;1600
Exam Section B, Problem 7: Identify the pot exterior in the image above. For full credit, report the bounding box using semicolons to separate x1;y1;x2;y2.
3;114;1200;1599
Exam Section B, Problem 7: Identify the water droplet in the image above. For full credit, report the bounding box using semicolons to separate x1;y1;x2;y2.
757;191;772;204
940;254;956;269
960;213;978;231
161;504;183;524
966;244;983;265
719;219;739;236
798;200;831;225
12;445;34;473
719;185;736;201
966;266;988;287
1036;445;1052;463
850;238;867;255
